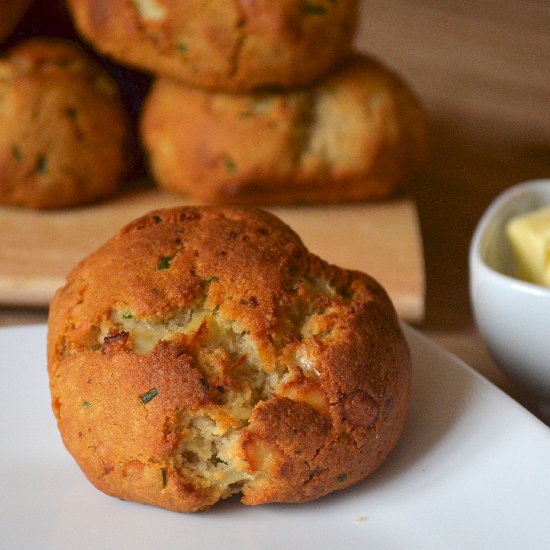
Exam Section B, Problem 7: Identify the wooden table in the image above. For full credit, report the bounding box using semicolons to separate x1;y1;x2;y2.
1;0;549;420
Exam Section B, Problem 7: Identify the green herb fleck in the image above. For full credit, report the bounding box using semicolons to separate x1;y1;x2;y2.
213;456;227;465
161;468;168;488
341;287;353;299
224;156;237;173
140;387;158;405
302;4;328;15
65;106;78;119
337;474;347;483
158;256;173;270
264;85;285;94
122;312;133;319
152;214;162;224
206;276;219;283
82;401;92;408
36;154;48;174
11;144;22;161
175;42;188;53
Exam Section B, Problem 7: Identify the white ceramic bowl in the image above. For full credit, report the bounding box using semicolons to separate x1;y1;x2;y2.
470;179;550;420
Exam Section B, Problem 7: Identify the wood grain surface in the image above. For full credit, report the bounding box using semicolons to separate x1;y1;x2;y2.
0;188;424;319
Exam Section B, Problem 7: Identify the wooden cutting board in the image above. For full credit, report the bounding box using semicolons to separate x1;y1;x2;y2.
0;188;425;320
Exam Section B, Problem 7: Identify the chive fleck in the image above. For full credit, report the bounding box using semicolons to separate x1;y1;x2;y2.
224;156;237;173
175;42;188;53
341;287;353;299
82;401;92;408
36;154;48;174
213;456;227;465
205;276;219;283
161;468;168;488
65;106;78;119
139;387;158;405
264;85;285;94
152;214;162;224
337;474;347;483
302;4;328;15
11;144;21;160
122;312;133;319
216;385;225;393
158;256;173;270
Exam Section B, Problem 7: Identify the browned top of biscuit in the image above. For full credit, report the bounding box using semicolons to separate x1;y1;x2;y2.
67;0;359;91
49;207;401;377
0;38;117;91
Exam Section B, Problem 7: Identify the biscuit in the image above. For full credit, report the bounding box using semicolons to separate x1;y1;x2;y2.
48;206;412;512
66;0;359;92
0;39;132;209
0;0;32;44
140;54;427;205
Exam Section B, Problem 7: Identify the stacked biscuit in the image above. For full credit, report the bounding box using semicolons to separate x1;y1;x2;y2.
68;0;427;205
0;1;134;209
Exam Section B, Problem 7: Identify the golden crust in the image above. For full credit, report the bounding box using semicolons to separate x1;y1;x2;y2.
140;54;427;205
48;206;411;512
0;0;32;43
0;39;132;209
66;0;359;92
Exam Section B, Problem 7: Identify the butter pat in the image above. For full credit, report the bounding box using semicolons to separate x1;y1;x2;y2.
506;205;550;287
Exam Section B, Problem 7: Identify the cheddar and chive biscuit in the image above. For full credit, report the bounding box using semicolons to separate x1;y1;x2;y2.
66;0;359;92
48;206;412;512
140;54;427;205
0;39;132;209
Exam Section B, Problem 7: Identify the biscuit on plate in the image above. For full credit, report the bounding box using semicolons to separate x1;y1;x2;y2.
66;0;359;92
0;39;132;209
0;0;32;44
140;54;427;205
48;206;412;512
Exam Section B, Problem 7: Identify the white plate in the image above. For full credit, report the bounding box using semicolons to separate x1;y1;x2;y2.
1;324;549;550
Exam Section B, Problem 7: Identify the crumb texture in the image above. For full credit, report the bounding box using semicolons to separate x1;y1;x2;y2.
48;206;411;512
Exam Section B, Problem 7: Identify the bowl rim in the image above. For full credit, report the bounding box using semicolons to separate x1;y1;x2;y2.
469;178;550;297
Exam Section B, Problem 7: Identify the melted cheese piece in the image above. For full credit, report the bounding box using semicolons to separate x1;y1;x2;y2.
132;0;167;21
506;205;550;287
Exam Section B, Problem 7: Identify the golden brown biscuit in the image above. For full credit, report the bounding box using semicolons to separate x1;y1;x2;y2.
66;0;359;92
0;39;132;209
48;206;412;512
140;54;427;205
0;0;32;44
